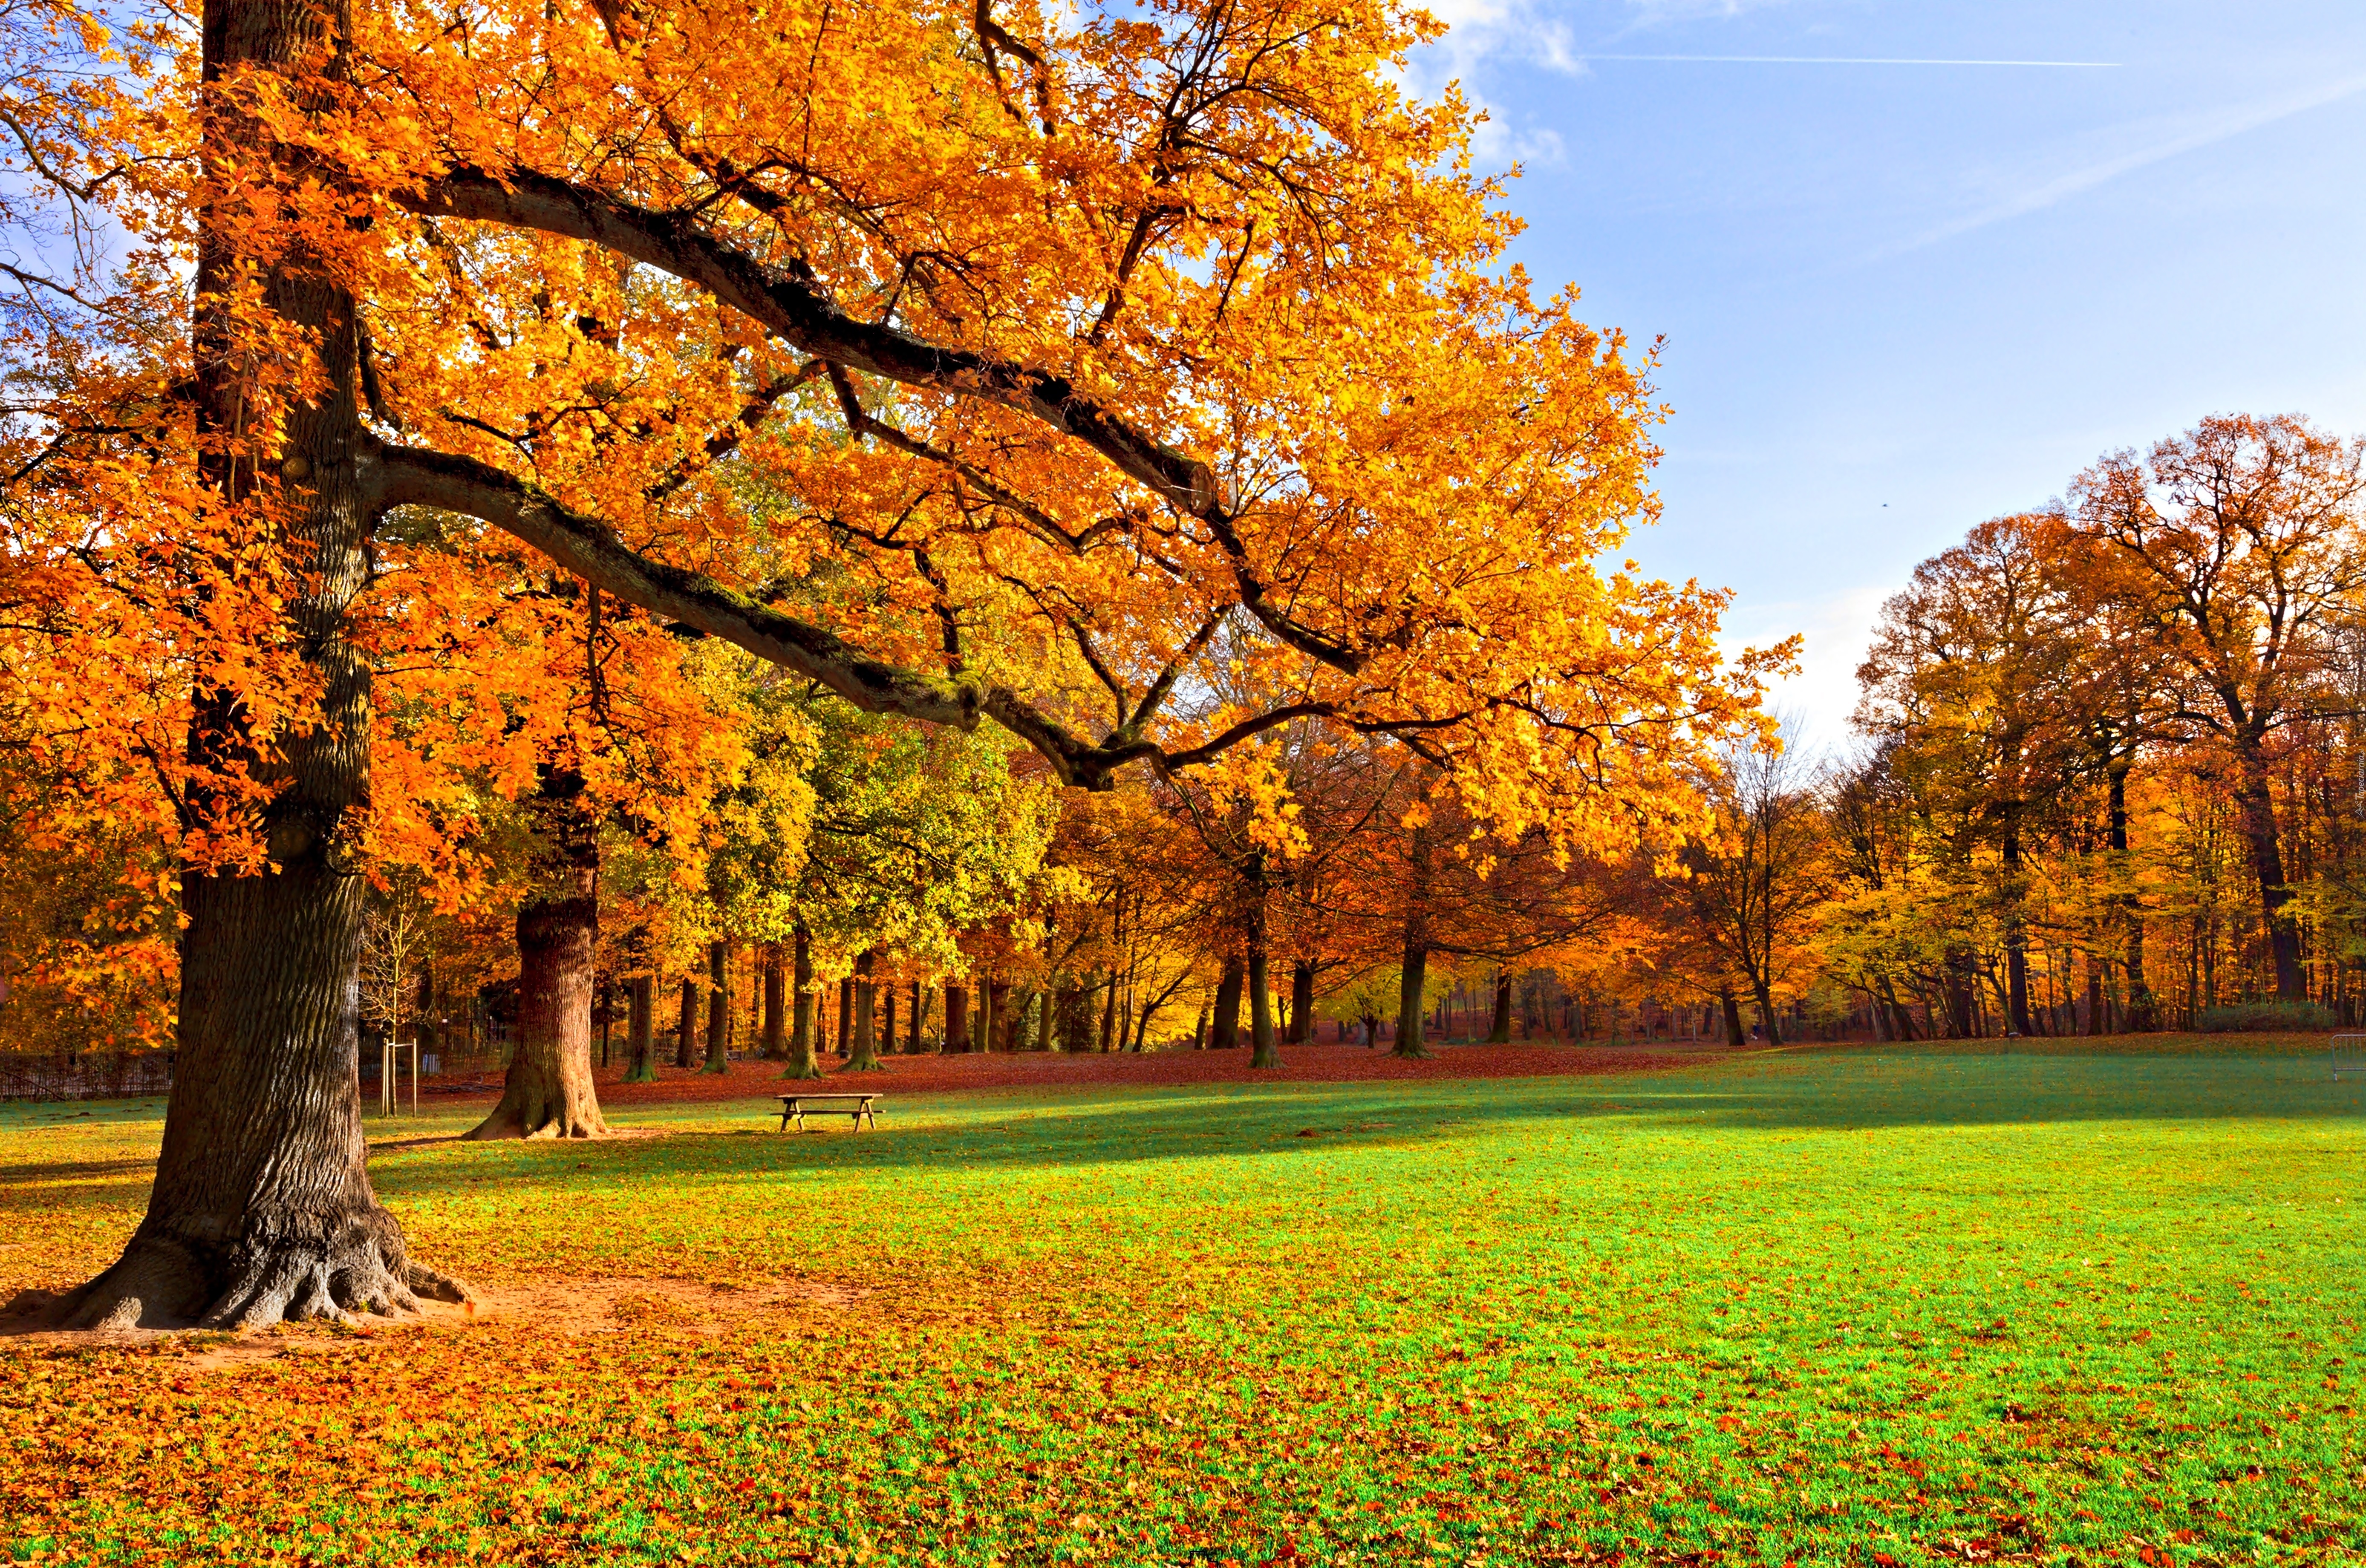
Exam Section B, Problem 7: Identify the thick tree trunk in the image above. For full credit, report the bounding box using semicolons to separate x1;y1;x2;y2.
848;950;883;1069
1192;1004;1208;1050
467;790;606;1139
1751;976;1783;1046
2002;819;2034;1036
703;940;732;1073
762;945;786;1060
623;974;657;1082
1247;948;1280;1069
675;976;698;1068
782;927;823;1079
2233;748;2306;1001
2107;761;2158;1029
49;0;472;1329
883;983;897;1055
1393;819;1434;1058
1942;946;1977;1038
1720;989;1748;1047
985;980;1010;1051
1394;944;1431;1059
944;984;969;1054
836;976;853;1056
1487;968;1513;1043
1287;959;1316;1044
1211;958;1244;1050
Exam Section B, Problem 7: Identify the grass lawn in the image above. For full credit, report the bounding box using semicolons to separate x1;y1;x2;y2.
5;1045;2365;1565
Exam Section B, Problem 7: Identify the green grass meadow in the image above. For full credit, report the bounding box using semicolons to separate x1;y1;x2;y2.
6;1045;2366;1565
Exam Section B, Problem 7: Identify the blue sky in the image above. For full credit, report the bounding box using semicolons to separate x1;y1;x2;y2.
1408;0;2366;744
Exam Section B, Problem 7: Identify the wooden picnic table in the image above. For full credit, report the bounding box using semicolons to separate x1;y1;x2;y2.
776;1092;882;1133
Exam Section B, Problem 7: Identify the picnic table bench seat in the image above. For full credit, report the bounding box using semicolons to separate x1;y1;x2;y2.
776;1092;882;1132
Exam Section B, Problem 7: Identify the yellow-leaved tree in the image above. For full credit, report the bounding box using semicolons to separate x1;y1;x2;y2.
1;0;1774;1329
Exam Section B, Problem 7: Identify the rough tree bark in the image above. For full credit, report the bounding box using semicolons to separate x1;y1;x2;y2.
2237;758;2306;1000
702;940;732;1073
675;976;698;1068
944;984;969;1054
1941;947;1976;1039
984;980;1008;1051
761;945;786;1060
1487;968;1513;1043
40;0;472;1329
1287;960;1316;1044
1392;819;1434;1059
848;950;883;1070
2001;811;2034;1037
1210;958;1244;1050
467;782;606;1139
2107;760;2158;1029
1240;851;1278;1073
623;974;657;1083
1394;947;1431;1060
782;927;822;1079
1720;990;1748;1048
1247;951;1279;1068
1751;974;1784;1046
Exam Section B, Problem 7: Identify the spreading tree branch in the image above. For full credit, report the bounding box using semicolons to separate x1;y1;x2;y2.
366;440;1143;787
398;167;1362;674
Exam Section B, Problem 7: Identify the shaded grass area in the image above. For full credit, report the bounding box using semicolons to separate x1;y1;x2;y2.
5;1050;2366;1565
1803;1031;2349;1061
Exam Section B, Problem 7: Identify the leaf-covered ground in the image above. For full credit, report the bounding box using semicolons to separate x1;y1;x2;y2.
5;1045;2364;1565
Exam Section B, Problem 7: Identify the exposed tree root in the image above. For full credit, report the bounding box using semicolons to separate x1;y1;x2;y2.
464;1076;608;1140
16;1208;473;1333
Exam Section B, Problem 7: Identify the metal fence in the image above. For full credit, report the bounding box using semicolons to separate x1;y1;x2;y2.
0;1050;175;1101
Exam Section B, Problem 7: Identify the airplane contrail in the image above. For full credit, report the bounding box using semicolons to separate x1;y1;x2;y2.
1576;55;2120;68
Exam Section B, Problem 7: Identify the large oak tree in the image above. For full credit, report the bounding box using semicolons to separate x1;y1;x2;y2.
4;0;1767;1326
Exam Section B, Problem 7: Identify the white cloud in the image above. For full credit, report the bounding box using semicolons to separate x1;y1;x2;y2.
1409;0;1584;90
1621;0;1806;25
1884;70;2366;256
1402;0;1590;170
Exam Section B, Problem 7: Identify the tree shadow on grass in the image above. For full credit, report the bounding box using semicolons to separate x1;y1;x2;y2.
15;1055;2363;1212
349;1051;2366;1202
0;1157;157;1186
